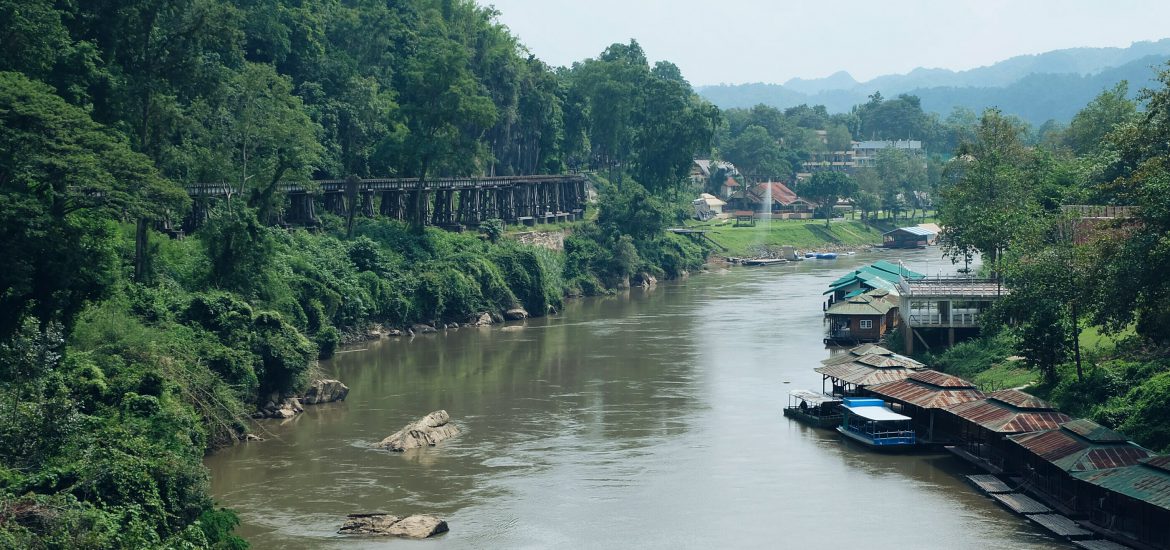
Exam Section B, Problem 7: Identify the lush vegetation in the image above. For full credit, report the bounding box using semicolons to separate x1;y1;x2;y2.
711;97;954;221
0;1;714;547
931;66;1170;453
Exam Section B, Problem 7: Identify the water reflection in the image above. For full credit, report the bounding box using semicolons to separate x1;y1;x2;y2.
207;250;1066;549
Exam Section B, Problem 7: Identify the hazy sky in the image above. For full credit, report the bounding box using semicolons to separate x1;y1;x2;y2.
477;0;1170;86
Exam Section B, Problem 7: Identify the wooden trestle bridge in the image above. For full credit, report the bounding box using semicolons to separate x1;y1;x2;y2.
182;174;588;231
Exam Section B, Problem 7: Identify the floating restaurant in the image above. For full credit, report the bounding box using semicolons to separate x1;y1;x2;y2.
792;339;1170;549
1006;419;1157;515
815;344;926;396
865;369;984;444
1072;456;1170;549
941;389;1073;472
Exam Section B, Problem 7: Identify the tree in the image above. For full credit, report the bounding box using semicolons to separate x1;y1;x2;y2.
826;123;852;152
722;125;789;182
631;62;719;193
397;30;497;228
875;148;927;220
1064;81;1137;155
0;72;184;339
796;171;856;227
938;109;1037;275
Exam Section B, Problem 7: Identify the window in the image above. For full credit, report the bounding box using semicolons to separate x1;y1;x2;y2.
859;320;873;329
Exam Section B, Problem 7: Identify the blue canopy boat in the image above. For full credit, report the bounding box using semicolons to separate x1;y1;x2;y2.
815;252;838;259
836;397;917;450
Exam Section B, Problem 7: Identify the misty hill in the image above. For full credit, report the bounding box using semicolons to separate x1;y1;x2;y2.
699;39;1170;126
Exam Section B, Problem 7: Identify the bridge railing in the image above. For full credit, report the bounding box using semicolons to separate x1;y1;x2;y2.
186;174;585;196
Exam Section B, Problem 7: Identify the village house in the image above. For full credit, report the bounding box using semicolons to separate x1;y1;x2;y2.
823;289;900;345
824;260;925;302
746;181;817;218
882;226;936;249
897;277;1006;351
691;193;727;221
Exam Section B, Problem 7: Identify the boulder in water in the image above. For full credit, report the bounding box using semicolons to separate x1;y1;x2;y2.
504;307;528;321
411;323;437;334
375;410;459;451
338;513;448;538
302;379;349;404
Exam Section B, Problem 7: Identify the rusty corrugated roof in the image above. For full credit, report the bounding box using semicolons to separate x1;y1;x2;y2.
945;398;1072;433
1145;456;1170;472
1008;425;1155;472
815;344;927;387
814;362;920;387
987;389;1054;410
908;370;976;388
1073;461;1170;512
867;373;985;409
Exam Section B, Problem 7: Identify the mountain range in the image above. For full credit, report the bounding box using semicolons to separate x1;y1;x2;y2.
697;39;1170;126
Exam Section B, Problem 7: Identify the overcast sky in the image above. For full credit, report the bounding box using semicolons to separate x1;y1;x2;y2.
477;0;1170;86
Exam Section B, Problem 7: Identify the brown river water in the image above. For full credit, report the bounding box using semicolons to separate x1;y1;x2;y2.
206;249;1067;549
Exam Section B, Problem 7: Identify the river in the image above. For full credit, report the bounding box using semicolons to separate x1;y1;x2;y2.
206;249;1066;549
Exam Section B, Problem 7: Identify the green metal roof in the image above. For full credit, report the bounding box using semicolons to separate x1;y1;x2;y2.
1072;458;1170;511
826;262;922;295
871;260;926;280
824;269;901;295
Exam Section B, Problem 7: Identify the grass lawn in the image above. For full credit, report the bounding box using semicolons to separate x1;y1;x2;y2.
1078;325;1133;354
692;218;886;256
972;360;1039;391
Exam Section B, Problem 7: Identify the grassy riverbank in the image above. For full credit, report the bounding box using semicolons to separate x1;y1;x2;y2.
688;218;887;256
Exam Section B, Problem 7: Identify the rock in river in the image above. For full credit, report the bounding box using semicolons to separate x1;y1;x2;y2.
301;379;349;404
338;513;449;538
504;307;528;320
375;410;460;451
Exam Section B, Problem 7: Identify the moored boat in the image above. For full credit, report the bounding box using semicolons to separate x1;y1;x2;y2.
836;397;917;450
783;390;843;428
815;252;838;259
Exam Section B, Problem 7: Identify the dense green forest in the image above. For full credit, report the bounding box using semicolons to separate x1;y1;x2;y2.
930;70;1170;454
0;1;715;547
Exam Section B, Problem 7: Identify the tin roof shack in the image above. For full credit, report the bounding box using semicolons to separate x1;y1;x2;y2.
866;370;985;444
882;226;936;249
824;260;925;302
897;277;1006;353
943;389;1072;473
1006;419;1157;516
692;193;726;221
747;182;817;219
824;289;900;345
1072;456;1170;550
815;344;926;396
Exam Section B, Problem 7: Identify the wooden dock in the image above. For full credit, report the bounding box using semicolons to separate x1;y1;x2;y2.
966;474;1013;494
990;492;1052;515
1029;514;1093;539
1074;540;1133;550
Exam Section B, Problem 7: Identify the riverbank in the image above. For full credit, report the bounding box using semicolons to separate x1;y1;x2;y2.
686;218;886;257
207;250;1060;549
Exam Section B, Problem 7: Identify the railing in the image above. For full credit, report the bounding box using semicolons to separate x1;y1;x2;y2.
1062;205;1134;219
908;312;981;327
185;174;586;197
